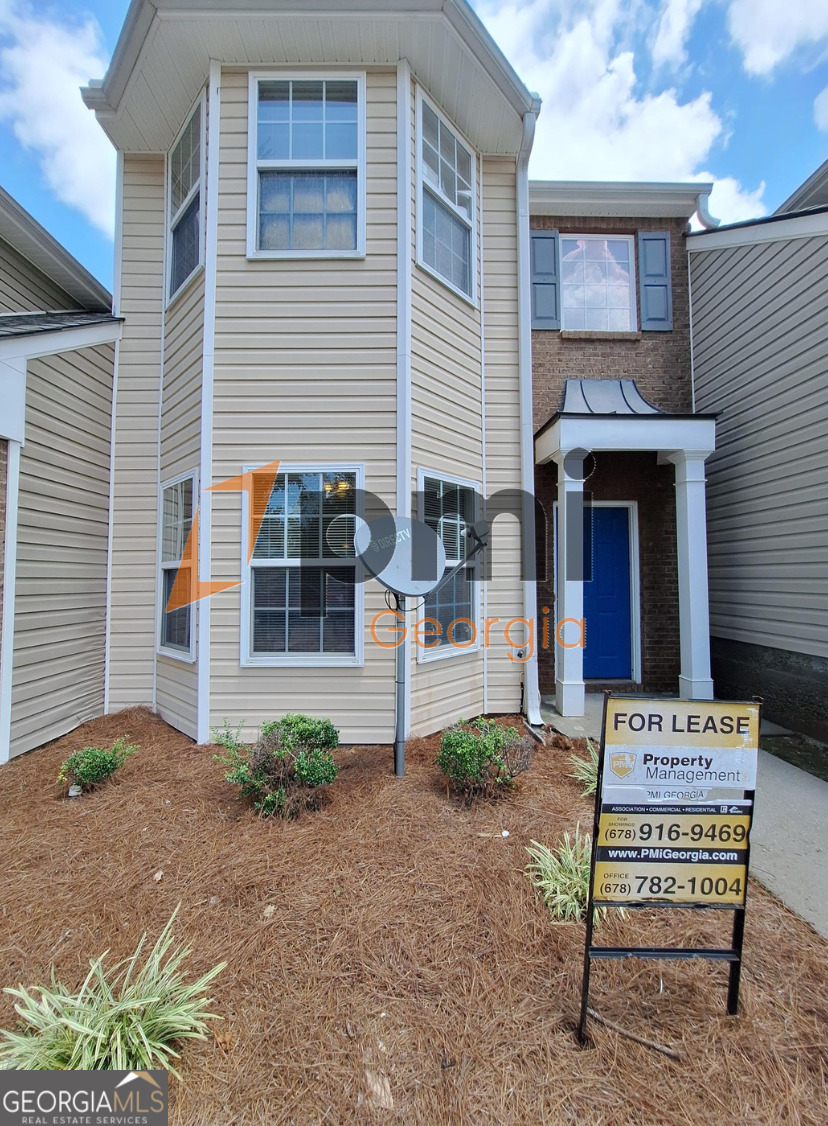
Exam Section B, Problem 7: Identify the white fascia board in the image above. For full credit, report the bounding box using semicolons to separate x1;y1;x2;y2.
535;415;716;464
686;209;828;252
529;180;713;220
0;320;123;363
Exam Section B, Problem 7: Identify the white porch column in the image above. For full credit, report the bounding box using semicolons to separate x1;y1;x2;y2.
668;450;714;700
553;450;586;716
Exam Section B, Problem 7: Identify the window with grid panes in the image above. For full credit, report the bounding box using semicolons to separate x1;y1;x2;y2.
421;475;477;651
420;100;475;298
252;78;361;254
169;105;202;298
249;470;358;657
160;477;194;654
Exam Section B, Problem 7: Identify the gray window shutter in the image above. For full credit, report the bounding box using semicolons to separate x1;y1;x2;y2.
530;230;560;330
638;231;673;331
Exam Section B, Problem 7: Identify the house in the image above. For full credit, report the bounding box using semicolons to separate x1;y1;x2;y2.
80;0;544;747
0;186;121;762
687;160;828;741
529;182;720;716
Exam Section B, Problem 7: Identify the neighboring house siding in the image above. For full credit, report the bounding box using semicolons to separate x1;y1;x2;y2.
0;440;6;681
109;155;165;711
409;92;485;733
10;344;114;757
0;239;80;314
691;234;828;660
209;68;398;744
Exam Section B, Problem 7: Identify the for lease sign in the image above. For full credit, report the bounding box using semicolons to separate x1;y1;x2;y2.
602;699;760;801
593;698;759;908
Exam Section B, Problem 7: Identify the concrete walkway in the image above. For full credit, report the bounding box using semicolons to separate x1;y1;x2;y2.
542;697;828;940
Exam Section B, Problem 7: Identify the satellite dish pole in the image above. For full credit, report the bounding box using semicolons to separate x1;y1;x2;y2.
355;516;489;777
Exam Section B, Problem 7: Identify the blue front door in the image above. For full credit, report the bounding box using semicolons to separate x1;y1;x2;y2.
582;507;632;679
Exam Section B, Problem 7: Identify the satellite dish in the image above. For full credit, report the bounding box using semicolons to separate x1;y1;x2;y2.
354;516;446;598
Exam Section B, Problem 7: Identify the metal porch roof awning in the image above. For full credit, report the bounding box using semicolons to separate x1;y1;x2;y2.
534;379;717;463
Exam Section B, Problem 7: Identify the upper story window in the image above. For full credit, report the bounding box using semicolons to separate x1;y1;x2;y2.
530;229;673;332
561;235;637;332
168;102;203;300
417;96;476;302
248;74;366;258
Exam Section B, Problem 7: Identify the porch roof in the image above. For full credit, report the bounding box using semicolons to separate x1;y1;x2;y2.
534;379;717;464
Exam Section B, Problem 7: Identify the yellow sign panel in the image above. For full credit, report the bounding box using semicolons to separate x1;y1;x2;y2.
594;862;747;906
597;811;751;848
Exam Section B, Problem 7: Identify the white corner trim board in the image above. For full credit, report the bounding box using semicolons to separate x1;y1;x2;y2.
197;60;221;745
0;439;21;764
396;60;413;738
516;103;543;727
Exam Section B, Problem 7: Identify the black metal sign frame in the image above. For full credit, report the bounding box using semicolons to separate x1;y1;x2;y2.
577;692;760;1045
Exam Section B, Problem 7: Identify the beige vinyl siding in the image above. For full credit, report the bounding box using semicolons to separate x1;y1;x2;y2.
109;155;165;709
209;68;398;744
10;344;113;757
479;157;524;714
409;83;485;734
691;233;828;657
0;239;80;314
156;250;205;741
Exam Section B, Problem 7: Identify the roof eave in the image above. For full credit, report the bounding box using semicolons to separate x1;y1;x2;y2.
81;0;536;125
0;187;112;312
529;180;715;222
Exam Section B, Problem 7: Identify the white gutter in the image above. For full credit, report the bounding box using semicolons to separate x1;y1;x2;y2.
516;102;543;727
396;59;412;738
0;429;22;763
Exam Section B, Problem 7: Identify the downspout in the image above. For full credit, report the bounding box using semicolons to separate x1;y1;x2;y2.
516;100;543;727
396;60;412;739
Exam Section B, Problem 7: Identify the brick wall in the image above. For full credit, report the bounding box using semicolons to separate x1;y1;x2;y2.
535;452;681;696
531;215;693;428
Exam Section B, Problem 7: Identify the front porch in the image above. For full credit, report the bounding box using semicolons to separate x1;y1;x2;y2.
534;379;716;717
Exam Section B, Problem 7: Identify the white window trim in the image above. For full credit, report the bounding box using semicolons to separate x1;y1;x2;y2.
246;70;367;260
166;90;207;308
157;469;198;663
240;462;365;668
415;87;478;308
416;466;482;664
559;233;638;333
552;499;641;684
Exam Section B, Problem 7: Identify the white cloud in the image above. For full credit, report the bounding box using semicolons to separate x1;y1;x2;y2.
652;0;706;69
0;2;115;237
726;0;828;76
476;0;765;223
815;84;828;133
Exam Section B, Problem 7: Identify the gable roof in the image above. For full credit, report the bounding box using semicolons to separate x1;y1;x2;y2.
81;0;539;156
775;157;828;215
0;186;111;312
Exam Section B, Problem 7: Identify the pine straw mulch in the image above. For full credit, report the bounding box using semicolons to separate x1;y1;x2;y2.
0;707;826;1126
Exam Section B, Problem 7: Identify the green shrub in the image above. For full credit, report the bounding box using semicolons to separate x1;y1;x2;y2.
215;713;339;819
0;906;225;1075
436;717;533;802
261;713;339;753
57;738;137;791
568;738;600;797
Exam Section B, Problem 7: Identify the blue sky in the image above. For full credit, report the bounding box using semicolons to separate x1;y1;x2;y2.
0;0;826;292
